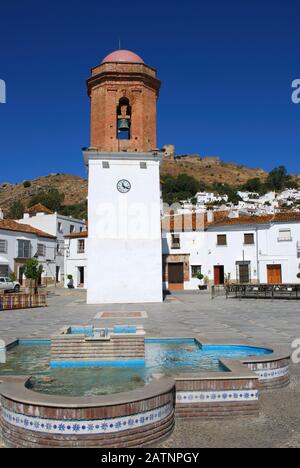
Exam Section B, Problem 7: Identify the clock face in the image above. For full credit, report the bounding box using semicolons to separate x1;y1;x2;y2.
117;179;131;193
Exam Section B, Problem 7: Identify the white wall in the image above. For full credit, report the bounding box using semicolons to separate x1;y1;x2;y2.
162;230;207;289
0;229;56;282
207;227;259;283
86;154;163;304
64;237;87;288
258;222;300;284
162;220;300;288
18;213;86;281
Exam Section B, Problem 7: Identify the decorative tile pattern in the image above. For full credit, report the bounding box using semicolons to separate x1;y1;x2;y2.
95;311;148;319
1;402;173;436
255;366;289;381
176;390;259;404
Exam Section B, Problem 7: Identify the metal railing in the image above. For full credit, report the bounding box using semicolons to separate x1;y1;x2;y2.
226;284;300;300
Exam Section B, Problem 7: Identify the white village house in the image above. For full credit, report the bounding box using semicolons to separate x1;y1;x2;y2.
0;219;56;286
162;212;300;290
64;211;300;292
17;204;86;283
64;230;88;289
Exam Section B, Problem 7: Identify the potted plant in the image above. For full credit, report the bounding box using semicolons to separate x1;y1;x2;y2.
67;274;74;289
297;273;300;280
23;258;43;294
197;273;208;290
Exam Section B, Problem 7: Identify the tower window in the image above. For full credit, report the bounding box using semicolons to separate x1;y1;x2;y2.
117;97;131;140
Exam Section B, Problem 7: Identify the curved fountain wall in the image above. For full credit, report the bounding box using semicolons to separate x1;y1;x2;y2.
0;377;175;448
0;336;291;448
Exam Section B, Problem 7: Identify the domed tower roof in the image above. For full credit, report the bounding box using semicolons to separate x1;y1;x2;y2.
101;50;144;64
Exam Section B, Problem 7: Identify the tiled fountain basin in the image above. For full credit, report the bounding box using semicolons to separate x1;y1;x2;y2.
0;336;290;448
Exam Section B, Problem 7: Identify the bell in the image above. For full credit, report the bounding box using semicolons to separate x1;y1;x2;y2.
118;118;130;132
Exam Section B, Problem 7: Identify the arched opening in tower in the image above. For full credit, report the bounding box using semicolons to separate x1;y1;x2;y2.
117;97;131;140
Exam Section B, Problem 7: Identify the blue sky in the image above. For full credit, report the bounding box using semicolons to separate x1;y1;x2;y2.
0;0;299;183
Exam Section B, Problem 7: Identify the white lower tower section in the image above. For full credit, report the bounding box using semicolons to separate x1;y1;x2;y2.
84;151;163;304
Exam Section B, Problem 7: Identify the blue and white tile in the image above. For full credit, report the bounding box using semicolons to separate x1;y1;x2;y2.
2;402;173;436
176;389;259;404
255;366;289;380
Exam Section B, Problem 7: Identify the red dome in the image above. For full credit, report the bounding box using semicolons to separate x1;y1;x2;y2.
102;50;144;64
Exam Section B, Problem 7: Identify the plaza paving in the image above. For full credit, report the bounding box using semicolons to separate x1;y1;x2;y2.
0;288;300;448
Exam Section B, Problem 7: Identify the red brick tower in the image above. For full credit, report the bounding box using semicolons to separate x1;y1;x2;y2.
87;50;161;153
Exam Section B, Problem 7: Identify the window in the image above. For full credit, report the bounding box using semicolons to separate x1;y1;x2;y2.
17;240;31;259
244;233;255;245
191;266;202;278
278;229;292;242
0;239;8;254
217;235;227;246
78;239;85;254
58;222;63;233
171;234;180;249
0;266;9;277
37;244;46;257
70;225;75;234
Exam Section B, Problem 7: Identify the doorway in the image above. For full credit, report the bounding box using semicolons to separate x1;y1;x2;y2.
168;263;184;291
237;262;250;284
18;266;24;285
56;266;60;283
214;265;225;285
78;267;85;287
267;265;282;284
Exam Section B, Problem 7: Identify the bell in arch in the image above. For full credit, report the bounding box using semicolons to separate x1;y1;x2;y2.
118;118;130;132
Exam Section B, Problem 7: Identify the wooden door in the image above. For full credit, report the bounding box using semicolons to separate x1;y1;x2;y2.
214;266;225;285
239;264;250;284
168;263;184;290
267;265;282;284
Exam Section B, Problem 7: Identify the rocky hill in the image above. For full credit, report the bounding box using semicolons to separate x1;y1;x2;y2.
161;156;269;186
0;174;88;215
0;158;299;215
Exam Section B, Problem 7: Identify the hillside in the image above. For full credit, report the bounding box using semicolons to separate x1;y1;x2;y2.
161;157;269;186
0;174;88;216
0;158;299;216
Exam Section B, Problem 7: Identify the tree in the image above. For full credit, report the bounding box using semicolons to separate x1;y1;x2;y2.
23;258;43;294
8;201;25;219
60;201;87;220
28;189;65;212
242;178;264;194
161;174;204;205
266;166;295;192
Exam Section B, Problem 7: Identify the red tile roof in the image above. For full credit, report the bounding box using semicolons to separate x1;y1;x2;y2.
65;230;88;239
162;211;300;232
0;220;56;239
208;212;300;227
25;204;54;215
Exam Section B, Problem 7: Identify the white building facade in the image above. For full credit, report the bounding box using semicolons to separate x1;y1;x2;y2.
64;231;87;289
84;152;163;304
162;213;300;290
18;205;86;283
0;220;56;285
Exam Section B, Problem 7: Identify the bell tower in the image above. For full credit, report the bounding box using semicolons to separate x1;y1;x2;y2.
83;50;163;304
87;50;161;153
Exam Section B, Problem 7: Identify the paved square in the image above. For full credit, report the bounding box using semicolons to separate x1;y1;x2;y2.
0;288;300;448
